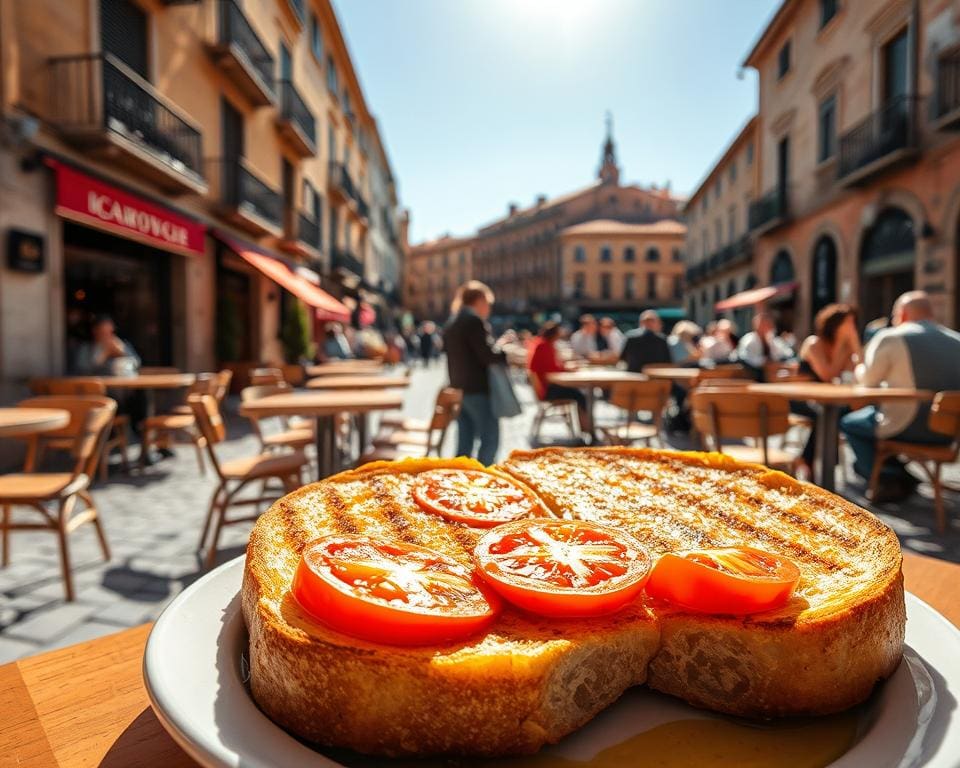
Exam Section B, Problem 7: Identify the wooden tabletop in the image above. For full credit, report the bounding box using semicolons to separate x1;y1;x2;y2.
305;362;383;377
95;374;196;390
0;550;954;767
240;390;404;418
305;375;409;390
642;366;703;381
747;382;933;406
0;407;70;438
548;370;649;387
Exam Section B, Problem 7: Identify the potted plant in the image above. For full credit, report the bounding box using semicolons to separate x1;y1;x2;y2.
280;294;313;385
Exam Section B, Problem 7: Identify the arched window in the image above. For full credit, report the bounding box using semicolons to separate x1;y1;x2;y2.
646;247;661;262
770;249;795;285
810;235;838;317
600;246;612;262
573;245;586;262
624;246;636;262
860;207;915;323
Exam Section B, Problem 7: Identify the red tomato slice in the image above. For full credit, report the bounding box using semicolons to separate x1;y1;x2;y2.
411;469;541;527
645;546;801;615
473;519;652;617
292;536;500;646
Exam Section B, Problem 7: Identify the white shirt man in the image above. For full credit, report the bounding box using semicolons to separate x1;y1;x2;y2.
570;316;599;359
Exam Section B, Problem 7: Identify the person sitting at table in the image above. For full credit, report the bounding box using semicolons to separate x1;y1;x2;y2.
790;303;862;479
598;317;626;359
735;311;793;378
620;310;671;373
528;321;590;436
322;322;354;360
840;290;960;502
72;315;140;376
570;314;598;359
668;321;703;364
700;319;736;362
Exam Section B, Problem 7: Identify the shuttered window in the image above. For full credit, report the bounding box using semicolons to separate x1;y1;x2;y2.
100;0;148;79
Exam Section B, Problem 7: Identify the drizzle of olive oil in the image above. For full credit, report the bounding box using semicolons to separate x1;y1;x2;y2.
335;713;859;768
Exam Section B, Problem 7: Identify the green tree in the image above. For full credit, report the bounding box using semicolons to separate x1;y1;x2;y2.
281;293;313;364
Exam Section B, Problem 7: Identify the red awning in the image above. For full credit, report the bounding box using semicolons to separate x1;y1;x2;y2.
219;235;350;322
715;282;797;311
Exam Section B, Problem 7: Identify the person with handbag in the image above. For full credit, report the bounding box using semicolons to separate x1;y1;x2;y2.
443;281;506;464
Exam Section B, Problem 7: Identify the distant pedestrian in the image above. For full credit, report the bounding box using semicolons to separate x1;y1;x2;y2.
419;321;438;366
443;281;506;465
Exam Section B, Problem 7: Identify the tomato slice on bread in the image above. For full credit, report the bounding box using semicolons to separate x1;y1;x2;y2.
292;536;500;646
474;519;651;618
412;468;541;527
645;546;800;615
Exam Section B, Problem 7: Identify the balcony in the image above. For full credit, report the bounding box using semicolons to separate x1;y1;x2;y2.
331;246;364;280
276;80;316;156
748;188;789;235
207;157;282;236
208;0;275;106
933;50;960;130
48;53;205;194
838;95;919;186
328;162;357;204
280;210;321;256
356;194;370;221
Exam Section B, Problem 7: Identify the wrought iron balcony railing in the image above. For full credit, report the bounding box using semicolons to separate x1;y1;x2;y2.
48;52;203;182
278;79;316;148
748;187;789;232
218;0;274;96
211;157;282;227
329;161;357;200
838;95;919;181
297;212;320;249
332;246;363;277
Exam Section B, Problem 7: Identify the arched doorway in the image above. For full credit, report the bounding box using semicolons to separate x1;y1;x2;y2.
810;235;838;319
860;207;915;324
769;249;796;332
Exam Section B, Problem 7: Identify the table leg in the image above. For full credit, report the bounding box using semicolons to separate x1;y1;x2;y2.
137;389;158;466
816;404;841;493
315;415;337;480
585;387;597;444
357;413;369;457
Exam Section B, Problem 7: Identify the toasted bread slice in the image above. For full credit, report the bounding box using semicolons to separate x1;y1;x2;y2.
499;447;905;718
243;449;905;757
243;457;660;757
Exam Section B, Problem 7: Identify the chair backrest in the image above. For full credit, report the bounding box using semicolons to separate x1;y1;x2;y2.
608;380;671;422
17;395;117;478
39;378;108;396
695;366;752;384
189;394;227;447
427;387;463;455
690;388;790;464
215;369;234;402
187;373;219;398
929;391;960;447
251;367;284;386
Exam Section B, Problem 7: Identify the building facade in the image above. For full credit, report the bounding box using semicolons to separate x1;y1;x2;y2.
683;117;760;332
0;0;401;398
741;0;960;334
403;234;473;320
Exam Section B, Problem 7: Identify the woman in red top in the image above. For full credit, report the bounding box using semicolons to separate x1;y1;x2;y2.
527;322;590;434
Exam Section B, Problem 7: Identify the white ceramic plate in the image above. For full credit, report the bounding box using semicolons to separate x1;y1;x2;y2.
144;557;960;768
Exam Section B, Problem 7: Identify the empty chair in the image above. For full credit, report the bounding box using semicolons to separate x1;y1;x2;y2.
693;366;753;387
360;388;463;463
869;391;960;532
189;394;308;568
241;383;314;453
597;380;671;447
527;370;580;444
0;396;116;601
250;367;284;386
140;373;219;473
690;388;795;472
372;387;462;446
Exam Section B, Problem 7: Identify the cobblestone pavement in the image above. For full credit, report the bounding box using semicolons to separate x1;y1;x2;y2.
1;361;958;662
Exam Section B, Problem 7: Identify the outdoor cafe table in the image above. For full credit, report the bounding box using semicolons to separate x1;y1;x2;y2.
0;408;70;438
0;550;954;767
641;366;703;383
305;374;409;391
305;361;383;377
746;382;933;493
239;390;403;478
547;370;649;442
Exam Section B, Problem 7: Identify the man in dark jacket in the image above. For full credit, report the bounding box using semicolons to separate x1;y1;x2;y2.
443;281;505;464
620;310;671;372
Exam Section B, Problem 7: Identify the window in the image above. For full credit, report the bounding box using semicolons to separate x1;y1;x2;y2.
715;178;722;198
573;272;585;298
746;143;754;165
729;161;737;183
573;245;586;262
883;28;909;102
715;218;722;248
820;0;837;28
646;273;657;299
645;247;661;262
624;273;635;299
600;246;612;262
459;250;466;264
818;95;837;162
672;247;683;263
778;40;791;79
673;275;683;299
326;55;338;96
443;252;449;267
728;206;736;242
310;13;323;60
624;246;636;262
601;273;612;299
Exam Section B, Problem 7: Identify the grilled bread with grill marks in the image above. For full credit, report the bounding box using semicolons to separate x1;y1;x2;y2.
243;449;905;757
500;447;905;718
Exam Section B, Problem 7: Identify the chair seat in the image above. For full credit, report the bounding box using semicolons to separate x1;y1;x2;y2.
373;430;431;447
0;472;88;501
358;445;425;464
598;422;658;444
143;413;195;431
263;428;314;448
220;450;307;481
288;417;312;431
788;413;813;428
719;444;795;470
379;416;429;432
878;439;957;463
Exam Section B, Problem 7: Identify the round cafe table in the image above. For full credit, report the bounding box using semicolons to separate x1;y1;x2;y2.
641;366;703;383
305;375;409;391
0;408;70;438
305;361;383;377
747;382;933;493
239;390;404;479
547;370;649;442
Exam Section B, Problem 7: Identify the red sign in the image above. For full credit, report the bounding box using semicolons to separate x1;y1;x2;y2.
49;160;206;256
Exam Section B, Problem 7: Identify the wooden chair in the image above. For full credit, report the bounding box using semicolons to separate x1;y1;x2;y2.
240;383;314;453
690;388;795;472
0;396;116;601
693;366;752;387
250;367;284;386
189;394;307;568
869;391;960;532
169;369;234;415
140;373;218;473
28;378;129;481
597;380;671;447
527;370;580;444
360;388;463;463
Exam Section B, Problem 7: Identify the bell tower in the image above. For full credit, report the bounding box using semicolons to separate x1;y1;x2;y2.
598;111;620;186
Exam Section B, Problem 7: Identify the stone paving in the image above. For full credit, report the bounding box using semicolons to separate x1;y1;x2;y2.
0;362;958;662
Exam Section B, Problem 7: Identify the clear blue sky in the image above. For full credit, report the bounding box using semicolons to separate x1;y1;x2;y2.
333;0;781;244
